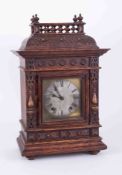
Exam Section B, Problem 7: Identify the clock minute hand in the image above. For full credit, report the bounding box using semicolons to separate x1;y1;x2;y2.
54;85;61;97
53;85;64;100
52;93;64;100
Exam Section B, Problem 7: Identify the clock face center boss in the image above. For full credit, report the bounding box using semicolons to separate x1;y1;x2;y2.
13;14;109;159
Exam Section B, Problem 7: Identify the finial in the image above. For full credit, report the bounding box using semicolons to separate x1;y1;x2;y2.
73;14;78;22
28;95;34;108
31;14;39;24
78;13;83;22
92;92;98;105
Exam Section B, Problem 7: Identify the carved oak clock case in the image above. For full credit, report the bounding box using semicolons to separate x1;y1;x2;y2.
13;14;109;159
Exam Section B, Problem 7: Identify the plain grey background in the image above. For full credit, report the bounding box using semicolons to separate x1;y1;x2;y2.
0;0;122;174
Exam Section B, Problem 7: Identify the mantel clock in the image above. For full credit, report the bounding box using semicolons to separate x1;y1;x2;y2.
13;14;109;159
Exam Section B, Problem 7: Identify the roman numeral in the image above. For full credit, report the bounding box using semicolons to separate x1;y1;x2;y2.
61;110;63;116
72;103;77;107
68;82;70;88
51;107;56;113
60;80;63;87
69;106;73;112
72;89;77;93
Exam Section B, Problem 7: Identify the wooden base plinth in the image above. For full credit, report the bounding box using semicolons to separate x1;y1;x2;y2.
17;132;107;159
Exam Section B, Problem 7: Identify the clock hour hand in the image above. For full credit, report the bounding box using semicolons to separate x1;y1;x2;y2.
52;94;60;98
52;93;64;100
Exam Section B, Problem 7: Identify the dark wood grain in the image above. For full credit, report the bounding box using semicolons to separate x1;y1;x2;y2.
13;14;109;159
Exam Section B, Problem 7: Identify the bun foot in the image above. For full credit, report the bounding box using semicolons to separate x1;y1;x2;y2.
26;156;35;160
88;150;100;155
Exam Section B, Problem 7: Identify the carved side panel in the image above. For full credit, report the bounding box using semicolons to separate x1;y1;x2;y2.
89;69;99;124
89;56;99;67
20;70;27;125
89;57;99;138
26;72;38;128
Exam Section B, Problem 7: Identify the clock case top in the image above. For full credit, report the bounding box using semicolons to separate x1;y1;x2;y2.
15;14;109;57
13;14;110;158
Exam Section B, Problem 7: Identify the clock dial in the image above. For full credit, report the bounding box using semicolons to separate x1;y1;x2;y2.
44;79;80;117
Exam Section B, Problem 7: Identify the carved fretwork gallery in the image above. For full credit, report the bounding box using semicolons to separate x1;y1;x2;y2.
13;14;109;159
